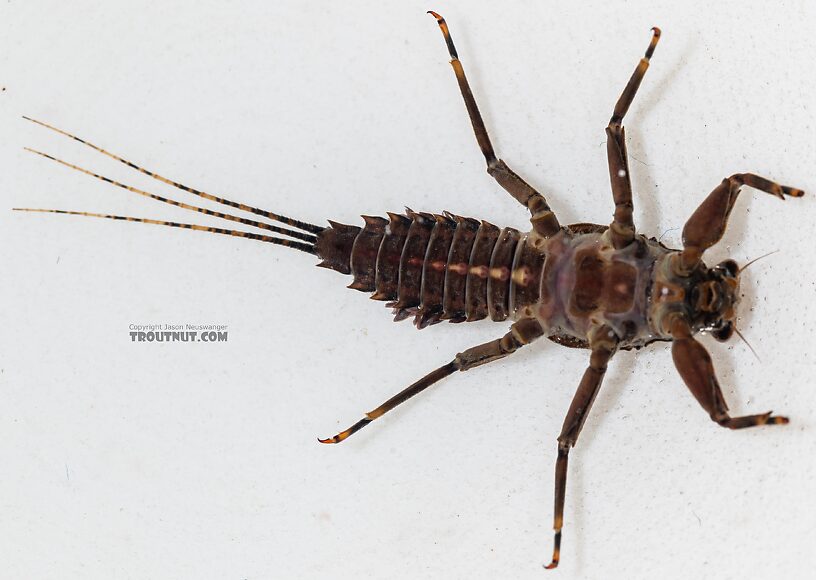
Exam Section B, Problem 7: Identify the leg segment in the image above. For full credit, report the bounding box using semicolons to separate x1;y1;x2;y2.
545;326;618;569
677;173;805;274
669;315;789;428
606;28;661;249
318;318;545;444
428;12;560;238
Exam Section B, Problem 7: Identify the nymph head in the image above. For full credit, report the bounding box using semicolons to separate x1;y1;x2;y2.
691;259;740;341
650;253;744;341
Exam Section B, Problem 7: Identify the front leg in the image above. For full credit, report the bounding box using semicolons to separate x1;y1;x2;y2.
669;315;789;428
606;28;661;249
428;12;560;238
677;174;804;274
545;325;619;569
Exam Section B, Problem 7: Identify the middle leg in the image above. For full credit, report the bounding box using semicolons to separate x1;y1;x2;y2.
545;325;619;569
606;28;661;249
428;12;561;238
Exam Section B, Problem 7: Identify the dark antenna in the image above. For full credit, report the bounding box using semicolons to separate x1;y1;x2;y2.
734;327;761;362
739;250;780;274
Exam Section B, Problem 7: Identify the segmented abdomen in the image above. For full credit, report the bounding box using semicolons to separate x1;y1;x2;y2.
314;211;545;328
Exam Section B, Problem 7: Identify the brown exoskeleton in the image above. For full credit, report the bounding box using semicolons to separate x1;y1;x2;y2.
16;12;805;569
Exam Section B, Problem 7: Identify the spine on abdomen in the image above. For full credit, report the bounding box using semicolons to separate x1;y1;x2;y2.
314;211;545;328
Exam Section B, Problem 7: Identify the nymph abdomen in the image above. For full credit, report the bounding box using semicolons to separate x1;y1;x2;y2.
313;211;549;328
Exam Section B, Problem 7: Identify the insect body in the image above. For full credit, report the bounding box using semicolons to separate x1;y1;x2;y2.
18;13;805;569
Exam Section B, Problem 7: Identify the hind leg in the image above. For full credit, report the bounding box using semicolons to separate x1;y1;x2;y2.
319;318;545;443
428;12;560;238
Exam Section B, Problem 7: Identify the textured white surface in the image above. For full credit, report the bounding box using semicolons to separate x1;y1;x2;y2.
1;1;815;579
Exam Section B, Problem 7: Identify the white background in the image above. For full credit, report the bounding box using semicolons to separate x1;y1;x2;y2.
1;1;815;579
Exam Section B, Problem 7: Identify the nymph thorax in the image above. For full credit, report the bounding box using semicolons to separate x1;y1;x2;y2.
513;226;672;350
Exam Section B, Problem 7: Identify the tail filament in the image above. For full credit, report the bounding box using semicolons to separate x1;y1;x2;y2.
17;116;322;254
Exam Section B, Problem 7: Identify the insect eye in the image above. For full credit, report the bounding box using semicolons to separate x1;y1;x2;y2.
719;260;738;277
712;321;734;341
